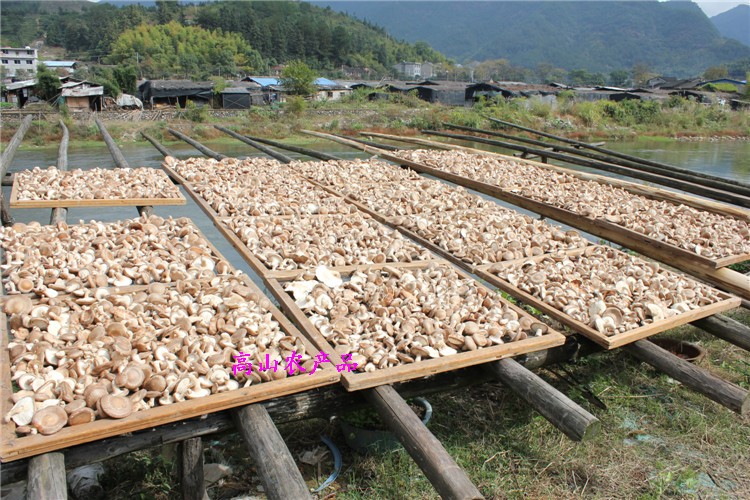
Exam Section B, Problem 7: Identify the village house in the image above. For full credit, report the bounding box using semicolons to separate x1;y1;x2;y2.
0;46;38;77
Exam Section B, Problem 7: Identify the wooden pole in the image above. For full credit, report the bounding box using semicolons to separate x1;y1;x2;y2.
484;116;750;191
237;132;341;161
167;128;226;160
179;438;205;500
365;385;483;499
2;174;13;186
50;120;69;225
0;115;32;226
693;315;750;352
488;359;600;441
625;339;749;415
339;135;404;151
141;132;175;158
26;453;67;500
232;405;312;500
423;129;750;209
445;123;750;198
213;126;294;163
95;118;153;217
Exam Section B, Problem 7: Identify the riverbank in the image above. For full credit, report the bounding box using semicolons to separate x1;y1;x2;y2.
2;95;749;152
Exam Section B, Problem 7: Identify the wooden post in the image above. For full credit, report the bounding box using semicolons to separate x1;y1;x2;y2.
96;118;153;217
232;405;312;500
365;385;483;499
423;130;750;209
179;438;205;500
167;128;226;160
625;339;749;415
214;126;294;163
141;132;176;158
693;315;750;352
488;358;600;441
237;133;341;161
50;120;69;225
27;453;67;500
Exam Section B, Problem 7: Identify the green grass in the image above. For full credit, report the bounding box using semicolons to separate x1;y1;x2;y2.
99;309;750;498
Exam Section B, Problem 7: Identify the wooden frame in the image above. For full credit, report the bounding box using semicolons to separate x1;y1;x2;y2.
473;249;741;349
1;272;339;462
266;260;566;391
9;172;185;209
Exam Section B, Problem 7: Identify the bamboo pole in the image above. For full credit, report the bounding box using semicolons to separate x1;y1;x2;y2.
213;126;294;163
444;122;750;197
236;133;341;161
484;116;750;191
50;121;69;225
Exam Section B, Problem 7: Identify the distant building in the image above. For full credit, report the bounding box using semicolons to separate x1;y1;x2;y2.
393;61;434;79
41;61;78;74
138;80;215;108
240;76;351;102
1;46;38;77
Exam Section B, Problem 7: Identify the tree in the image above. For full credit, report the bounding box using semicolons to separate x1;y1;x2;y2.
113;65;137;95
279;60;317;96
631;63;655;87
703;65;728;81
35;63;60;102
608;70;630;87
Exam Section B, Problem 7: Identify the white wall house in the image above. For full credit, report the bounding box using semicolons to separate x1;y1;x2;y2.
1;47;38;77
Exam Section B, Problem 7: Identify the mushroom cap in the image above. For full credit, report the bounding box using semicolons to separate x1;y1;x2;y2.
31;406;68;435
106;322;128;337
144;375;167;393
64;400;87;415
17;278;35;293
67;407;96;426
6;396;35;426
84;384;109;408
115;366;145;391
99;394;133;419
4;295;33;315
315;265;343;288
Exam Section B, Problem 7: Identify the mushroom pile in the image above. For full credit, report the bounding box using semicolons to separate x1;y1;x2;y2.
487;246;726;336
392;207;589;266
291;159;421;187
4;275;311;436
224;213;432;271
340;179;490;217
166;157;355;217
393;149;578;189
285;263;548;372
14;167;182;201
391;149;750;261
0;216;231;297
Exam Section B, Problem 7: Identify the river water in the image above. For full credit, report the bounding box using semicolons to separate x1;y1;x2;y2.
5;137;749;287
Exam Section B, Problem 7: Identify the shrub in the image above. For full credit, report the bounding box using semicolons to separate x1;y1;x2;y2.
182;100;208;122
286;96;307;115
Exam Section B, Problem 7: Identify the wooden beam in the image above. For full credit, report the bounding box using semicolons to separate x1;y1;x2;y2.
624;339;749;415
179;438;204;500
232;405;312;500
26;453;67;500
487;359;600;441
0;115;32;226
214;126;294;163
238;132;341;161
95;118;153;217
141;132;175;158
167;128;226;160
50;120;69;225
365;385;483;499
693;315;750;352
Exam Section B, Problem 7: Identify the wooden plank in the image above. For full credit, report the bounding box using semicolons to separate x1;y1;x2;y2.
487;359;600;441
233;405;312;500
625;339;749;415
365;385;483;499
362;132;750;222
26;452;67;500
10;195;186;208
267;266;566;392
179;438;205;500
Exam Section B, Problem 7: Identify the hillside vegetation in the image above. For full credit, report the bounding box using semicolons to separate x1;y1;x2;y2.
317;1;750;77
0;0;447;77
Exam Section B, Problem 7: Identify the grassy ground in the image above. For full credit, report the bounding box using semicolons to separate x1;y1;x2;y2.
100;308;750;499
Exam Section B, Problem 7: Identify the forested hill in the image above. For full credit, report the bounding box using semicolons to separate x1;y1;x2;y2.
316;1;750;77
711;5;750;48
0;1;447;77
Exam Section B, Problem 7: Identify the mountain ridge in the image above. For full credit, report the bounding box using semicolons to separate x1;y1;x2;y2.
711;4;750;48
